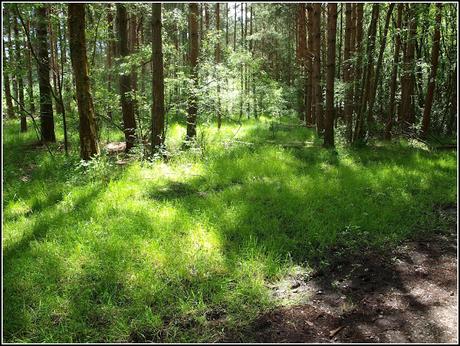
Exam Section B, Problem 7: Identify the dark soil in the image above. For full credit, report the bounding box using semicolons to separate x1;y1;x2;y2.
224;204;458;343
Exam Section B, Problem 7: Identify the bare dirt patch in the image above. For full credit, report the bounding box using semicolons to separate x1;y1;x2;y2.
225;205;458;343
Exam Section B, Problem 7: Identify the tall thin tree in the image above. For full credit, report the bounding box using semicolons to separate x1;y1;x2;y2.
68;4;100;160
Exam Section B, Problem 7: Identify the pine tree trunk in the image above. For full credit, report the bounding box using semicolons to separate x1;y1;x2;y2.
107;5;114;119
306;4;314;125
36;5;56;142
116;4;137;150
68;4;100;160
399;4;417;131
343;4;353;141
151;4;165;151
215;3;222;128
297;3;306;121
324;4;337;148
13;14;27;132
367;4;394;131
353;4;379;143
384;4;403;140
313;3;323;134
2;8;14;119
421;4;442;138
2;36;15;119
187;3;199;140
353;4;364;125
25;19;35;116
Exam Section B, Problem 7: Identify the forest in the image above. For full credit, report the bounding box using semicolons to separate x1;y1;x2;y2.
2;2;458;343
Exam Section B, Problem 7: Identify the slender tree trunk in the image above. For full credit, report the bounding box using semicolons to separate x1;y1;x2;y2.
384;4;403;140
68;4;100;160
353;4;379;143
367;4;394;130
13;14;27;131
446;65;456;136
36;5;56;142
399;4;417;131
305;4;314;125
116;4;137;150
312;4;323;134
2;38;15;119
353;4;364;125
297;3;306;121
151;4;165;152
343;4;353;141
421;4;442;138
324;4;337;148
215;3;222;129
187;3;199;141
25;19;35;116
233;3;237;51
107;5;114;119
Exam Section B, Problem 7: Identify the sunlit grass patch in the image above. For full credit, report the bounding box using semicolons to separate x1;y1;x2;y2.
2;117;457;342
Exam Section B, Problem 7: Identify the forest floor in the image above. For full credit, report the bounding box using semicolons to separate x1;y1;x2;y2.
2;116;457;343
225;204;457;343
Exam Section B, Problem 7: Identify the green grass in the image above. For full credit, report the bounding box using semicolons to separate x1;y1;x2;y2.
2;116;457;342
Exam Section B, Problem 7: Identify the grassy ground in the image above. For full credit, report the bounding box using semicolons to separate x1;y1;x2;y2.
2;116;457;342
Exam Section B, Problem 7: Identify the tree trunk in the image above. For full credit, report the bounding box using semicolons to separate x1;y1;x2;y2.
297;3;306;121
187;3;199;141
324;4;337;148
151;4;165;152
367;4;394;131
116;4;137;151
343;4;353;141
216;3;222;129
446;65;456;136
353;4;379;143
312;3;323;134
399;4;417;131
2;8;15;119
25;19;35;116
353;4;364;125
2;36;15;119
384;4;403;140
68;4;100;160
305;4;314;125
420;4;442;138
36;5;56;142
107;5;114;119
13;14;27;131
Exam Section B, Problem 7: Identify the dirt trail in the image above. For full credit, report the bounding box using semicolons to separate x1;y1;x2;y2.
226;205;458;343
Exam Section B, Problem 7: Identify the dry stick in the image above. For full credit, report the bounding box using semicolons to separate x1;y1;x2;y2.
10;93;55;157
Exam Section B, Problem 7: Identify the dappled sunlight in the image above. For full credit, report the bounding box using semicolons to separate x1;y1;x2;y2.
2;117;457;342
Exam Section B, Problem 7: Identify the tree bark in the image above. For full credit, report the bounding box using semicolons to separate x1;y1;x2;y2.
353;4;379;143
25;19;35;116
399;4;417;131
343;4;353;141
68;4;100;160
116;4;137;151
187;3;199;141
216;3;222;128
420;4;442;138
13;14;27;132
297;3;306;121
384;4;403;140
312;3;323;134
324;4;337;148
305;4;314;125
151;4;165;152
36;5;56;142
367;4;394;131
